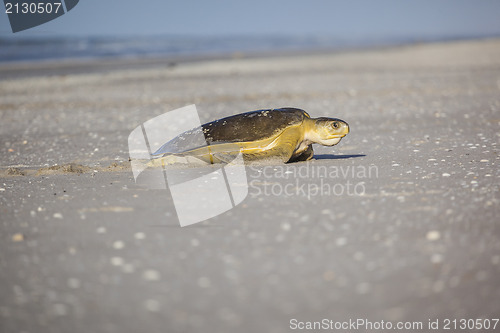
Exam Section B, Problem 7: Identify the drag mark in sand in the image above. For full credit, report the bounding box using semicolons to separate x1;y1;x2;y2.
0;161;132;177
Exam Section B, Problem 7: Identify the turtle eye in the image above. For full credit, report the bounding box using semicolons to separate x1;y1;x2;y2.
332;122;339;129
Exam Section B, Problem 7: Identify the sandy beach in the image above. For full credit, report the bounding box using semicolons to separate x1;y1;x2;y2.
1;38;500;332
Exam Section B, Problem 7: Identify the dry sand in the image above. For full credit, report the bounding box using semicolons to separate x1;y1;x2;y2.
1;39;499;333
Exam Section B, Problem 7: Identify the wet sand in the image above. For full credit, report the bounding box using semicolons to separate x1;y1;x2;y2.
1;39;500;333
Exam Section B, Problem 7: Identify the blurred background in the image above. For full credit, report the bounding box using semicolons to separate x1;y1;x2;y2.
1;0;500;62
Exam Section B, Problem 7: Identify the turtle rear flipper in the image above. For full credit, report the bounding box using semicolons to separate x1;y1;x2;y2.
180;142;244;164
211;152;242;164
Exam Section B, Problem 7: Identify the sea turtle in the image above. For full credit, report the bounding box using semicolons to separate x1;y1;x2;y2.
149;107;349;166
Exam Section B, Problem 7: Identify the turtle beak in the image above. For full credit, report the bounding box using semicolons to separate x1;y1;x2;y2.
339;121;349;137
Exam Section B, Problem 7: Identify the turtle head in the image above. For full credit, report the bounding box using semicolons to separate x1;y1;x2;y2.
307;117;349;146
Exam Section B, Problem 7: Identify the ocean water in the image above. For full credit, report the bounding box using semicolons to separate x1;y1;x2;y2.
0;34;489;63
0;35;352;63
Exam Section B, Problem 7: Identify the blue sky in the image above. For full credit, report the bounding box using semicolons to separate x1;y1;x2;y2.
1;0;500;39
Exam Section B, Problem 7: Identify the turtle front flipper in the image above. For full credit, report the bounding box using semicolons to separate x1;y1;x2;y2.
289;145;314;163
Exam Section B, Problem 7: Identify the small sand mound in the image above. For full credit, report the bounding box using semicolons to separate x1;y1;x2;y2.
106;161;131;171
7;167;26;176
36;163;91;175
